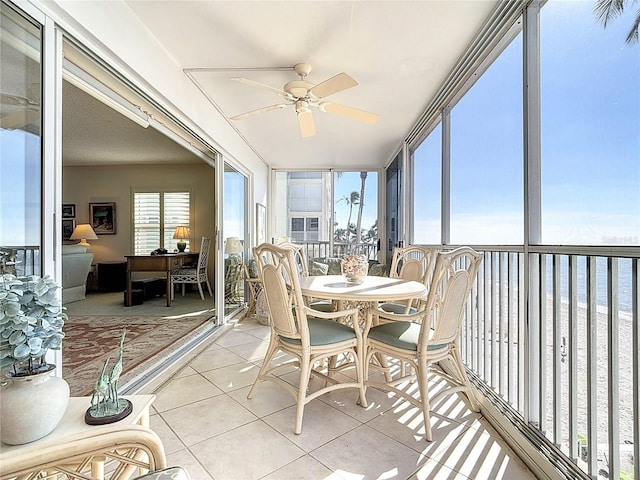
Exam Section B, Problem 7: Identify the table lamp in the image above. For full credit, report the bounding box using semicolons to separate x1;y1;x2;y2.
172;226;190;252
70;224;98;250
225;237;243;257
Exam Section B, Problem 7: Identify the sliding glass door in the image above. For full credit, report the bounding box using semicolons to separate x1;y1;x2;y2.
0;4;42;276
223;163;247;316
385;152;402;260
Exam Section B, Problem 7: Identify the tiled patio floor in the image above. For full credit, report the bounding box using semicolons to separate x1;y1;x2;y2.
142;317;536;480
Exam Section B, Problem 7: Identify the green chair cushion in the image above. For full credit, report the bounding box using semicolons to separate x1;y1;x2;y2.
309;300;334;312
281;317;356;346
368;262;388;277
309;261;329;276
378;302;417;315
369;321;446;352
324;258;343;275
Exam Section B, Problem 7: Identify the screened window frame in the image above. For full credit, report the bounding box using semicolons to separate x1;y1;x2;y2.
408;18;524;247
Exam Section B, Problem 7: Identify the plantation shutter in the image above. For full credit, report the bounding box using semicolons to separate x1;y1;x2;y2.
163;192;191;251
133;192;160;255
133;191;190;255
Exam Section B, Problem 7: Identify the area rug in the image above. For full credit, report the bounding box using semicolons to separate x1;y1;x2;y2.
63;314;211;396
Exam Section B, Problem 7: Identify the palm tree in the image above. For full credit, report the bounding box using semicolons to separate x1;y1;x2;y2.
334;227;348;243
338;191;360;236
594;0;640;43
355;171;367;245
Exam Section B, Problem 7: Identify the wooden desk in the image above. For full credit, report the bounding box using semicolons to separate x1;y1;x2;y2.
0;395;163;480
125;253;198;307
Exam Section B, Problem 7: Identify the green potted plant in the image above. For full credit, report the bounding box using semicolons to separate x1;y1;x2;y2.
0;274;70;445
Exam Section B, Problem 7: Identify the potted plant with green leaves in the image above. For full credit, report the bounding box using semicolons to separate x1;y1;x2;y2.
0;274;70;445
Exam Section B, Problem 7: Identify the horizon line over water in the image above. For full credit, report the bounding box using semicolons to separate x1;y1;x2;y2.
544;255;635;314
8;247;637;313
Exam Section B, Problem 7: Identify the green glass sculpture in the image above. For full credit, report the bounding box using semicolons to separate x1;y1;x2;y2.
85;330;132;425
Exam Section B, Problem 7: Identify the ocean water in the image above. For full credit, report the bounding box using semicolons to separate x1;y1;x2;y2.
9;247;637;314
544;256;635;314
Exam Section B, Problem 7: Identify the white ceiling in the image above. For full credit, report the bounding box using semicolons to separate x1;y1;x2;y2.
63;1;499;169
62;81;201;166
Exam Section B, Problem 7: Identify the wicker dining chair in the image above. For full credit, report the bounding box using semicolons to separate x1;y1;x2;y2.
378;245;438;315
275;240;334;313
247;243;367;434
364;246;483;441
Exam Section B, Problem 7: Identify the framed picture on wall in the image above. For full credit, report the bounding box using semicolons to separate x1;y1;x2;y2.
256;203;266;245
62;204;76;218
90;202;116;235
62;219;75;241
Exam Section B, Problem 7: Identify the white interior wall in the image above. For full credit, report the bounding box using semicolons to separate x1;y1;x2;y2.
63;163;215;266
36;0;269;220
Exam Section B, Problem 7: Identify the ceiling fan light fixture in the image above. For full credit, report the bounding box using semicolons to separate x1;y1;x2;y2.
295;100;310;114
284;80;314;98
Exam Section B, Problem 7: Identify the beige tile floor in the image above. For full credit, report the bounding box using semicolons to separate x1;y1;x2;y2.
142;317;537;480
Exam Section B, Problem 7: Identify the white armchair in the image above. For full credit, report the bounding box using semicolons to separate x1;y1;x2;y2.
62;245;94;303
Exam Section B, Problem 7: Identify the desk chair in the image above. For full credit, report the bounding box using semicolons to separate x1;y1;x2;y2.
170;236;212;300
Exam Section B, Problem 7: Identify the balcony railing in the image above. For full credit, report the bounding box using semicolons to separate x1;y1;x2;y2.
457;245;639;480
0;246;39;276
296;240;378;260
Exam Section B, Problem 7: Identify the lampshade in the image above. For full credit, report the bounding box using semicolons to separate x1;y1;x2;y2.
172;226;190;252
70;224;98;250
173;226;190;240
225;237;243;254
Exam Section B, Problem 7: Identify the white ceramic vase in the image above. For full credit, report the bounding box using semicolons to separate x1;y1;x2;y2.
0;365;70;445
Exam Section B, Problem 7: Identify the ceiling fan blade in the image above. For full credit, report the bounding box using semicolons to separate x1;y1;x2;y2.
321;102;379;125
309;73;358;99
230;77;292;99
230;103;291;120
297;110;315;138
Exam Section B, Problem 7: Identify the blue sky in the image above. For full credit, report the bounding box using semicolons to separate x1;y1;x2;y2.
413;0;639;245
0;130;41;246
334;171;377;234
224;170;245;242
2;1;637;248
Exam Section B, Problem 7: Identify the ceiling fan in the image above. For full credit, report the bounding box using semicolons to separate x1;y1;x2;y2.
230;63;379;138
